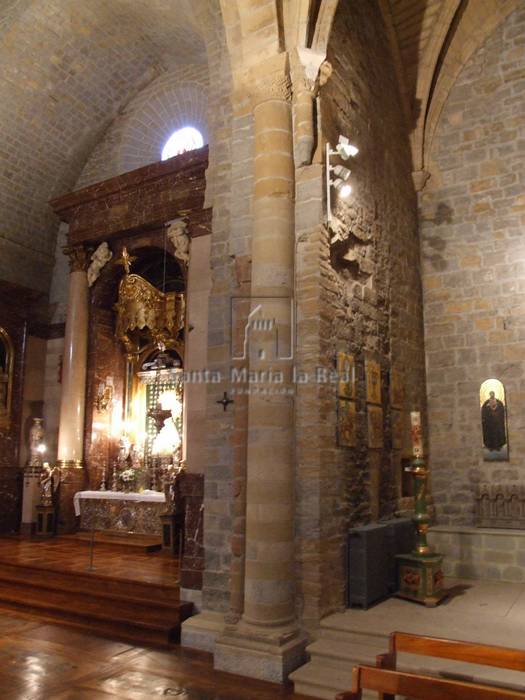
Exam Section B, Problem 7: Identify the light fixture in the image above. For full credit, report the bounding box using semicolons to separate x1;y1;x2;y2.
326;135;359;222
332;165;351;181
333;179;352;198
335;135;359;160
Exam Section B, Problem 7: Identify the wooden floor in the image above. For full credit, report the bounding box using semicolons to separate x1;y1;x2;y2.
0;536;179;586
0;607;315;700
0;536;191;646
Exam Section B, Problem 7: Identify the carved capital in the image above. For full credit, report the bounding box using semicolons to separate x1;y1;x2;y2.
412;169;431;192
250;72;292;106
245;52;292;108
290;48;330;95
63;245;89;273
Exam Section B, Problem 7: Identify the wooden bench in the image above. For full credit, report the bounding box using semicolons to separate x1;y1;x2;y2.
335;664;525;700
375;631;525;700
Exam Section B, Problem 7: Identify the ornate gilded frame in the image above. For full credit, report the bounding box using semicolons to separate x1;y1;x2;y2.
0;326;14;429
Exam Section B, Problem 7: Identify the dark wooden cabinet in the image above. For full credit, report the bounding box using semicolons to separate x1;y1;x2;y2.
347;518;414;609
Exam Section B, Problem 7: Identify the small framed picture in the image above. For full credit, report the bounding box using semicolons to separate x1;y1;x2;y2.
391;409;403;449
366;359;381;405
337;398;357;447
390;368;404;409
368;405;384;448
337;351;355;399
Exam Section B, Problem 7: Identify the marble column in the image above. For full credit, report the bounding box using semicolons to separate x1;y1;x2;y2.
215;53;306;682
56;245;89;530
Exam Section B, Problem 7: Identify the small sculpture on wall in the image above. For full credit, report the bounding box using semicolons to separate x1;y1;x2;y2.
95;376;113;413
167;219;190;266
480;378;509;461
40;464;61;507
29;418;45;467
117;436;130;469
87;242;113;287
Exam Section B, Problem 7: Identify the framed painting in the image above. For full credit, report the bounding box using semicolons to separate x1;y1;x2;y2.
391;409;403;449
367;405;383;448
366;359;381;405
337;351;355;399
390;368;404;409
337;398;356;447
480;378;509;461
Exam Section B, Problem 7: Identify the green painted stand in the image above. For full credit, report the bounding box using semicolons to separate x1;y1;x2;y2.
396;457;446;607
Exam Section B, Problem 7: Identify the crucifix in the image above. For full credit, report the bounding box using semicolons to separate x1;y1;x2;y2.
217;392;234;412
115;246;137;274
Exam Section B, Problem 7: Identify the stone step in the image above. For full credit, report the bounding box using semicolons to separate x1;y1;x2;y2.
306;638;385;669
318;626;387;647
289;661;361;700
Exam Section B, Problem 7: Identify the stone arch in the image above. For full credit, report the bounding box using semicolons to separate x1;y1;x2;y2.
423;0;521;181
76;67;209;189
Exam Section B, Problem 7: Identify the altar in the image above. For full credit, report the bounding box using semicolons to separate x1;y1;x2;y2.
74;490;166;536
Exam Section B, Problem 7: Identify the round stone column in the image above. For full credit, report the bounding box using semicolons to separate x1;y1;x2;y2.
215;55;306;682
56;245;89;532
242;75;295;630
57;246;89;467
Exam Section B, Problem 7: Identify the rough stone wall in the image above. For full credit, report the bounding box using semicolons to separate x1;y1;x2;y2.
77;66;209;189
310;0;425;612
421;5;525;526
191;3;243;615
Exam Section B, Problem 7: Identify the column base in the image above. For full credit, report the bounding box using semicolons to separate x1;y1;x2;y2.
181;611;225;653
56;460;83;469
215;620;308;683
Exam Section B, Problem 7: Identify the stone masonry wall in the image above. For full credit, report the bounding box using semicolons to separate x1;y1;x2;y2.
421;5;525;526
429;526;525;583
312;0;426;613
197;4;242;615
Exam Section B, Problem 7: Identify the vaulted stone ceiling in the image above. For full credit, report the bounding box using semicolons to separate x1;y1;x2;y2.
0;0;521;294
380;0;521;183
0;0;208;293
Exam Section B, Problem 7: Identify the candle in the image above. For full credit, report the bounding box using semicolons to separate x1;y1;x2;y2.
410;411;423;457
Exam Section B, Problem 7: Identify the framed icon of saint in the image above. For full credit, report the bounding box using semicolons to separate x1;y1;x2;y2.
480;378;509;461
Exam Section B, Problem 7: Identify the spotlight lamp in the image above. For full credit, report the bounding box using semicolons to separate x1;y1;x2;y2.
333;179;352;198
332;164;351;181
336;135;359;160
326;134;358;223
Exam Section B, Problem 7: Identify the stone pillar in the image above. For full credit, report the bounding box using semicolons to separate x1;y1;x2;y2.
214;53;306;682
56;245;89;531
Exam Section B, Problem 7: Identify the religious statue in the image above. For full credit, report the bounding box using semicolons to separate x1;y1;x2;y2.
29;418;45;466
87;241;112;287
40;464;61;507
128;443;142;470
117;436;130;468
167;219;190;266
481;390;506;451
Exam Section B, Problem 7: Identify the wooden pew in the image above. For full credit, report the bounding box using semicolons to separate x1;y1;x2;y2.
335;664;525;700
375;631;525;700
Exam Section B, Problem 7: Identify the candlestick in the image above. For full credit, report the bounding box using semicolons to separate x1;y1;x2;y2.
410;411;423;457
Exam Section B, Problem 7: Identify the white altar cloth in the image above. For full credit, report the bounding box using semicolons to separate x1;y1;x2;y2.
73;490;165;517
